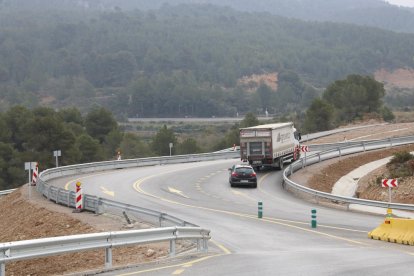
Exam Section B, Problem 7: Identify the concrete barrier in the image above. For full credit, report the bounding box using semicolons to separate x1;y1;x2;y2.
368;216;414;245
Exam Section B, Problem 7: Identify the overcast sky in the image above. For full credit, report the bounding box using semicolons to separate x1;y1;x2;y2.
386;0;414;7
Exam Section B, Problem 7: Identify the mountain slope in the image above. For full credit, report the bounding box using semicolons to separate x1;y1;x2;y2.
2;0;413;33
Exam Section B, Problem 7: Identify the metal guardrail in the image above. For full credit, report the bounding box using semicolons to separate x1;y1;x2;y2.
0;226;210;275
4;131;405;274
0;189;16;197
1;152;239;275
284;135;414;211
37;151;238;227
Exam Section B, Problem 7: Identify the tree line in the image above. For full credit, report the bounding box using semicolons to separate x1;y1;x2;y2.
0;74;394;189
0;106;207;190
0;4;413;118
2;0;414;33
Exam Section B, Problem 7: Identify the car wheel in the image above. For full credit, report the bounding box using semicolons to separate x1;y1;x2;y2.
252;183;257;188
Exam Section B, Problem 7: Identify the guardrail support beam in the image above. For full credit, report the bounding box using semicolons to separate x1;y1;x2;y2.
202;237;208;252
96;198;103;215
169;239;176;256
105;247;112;268
1;262;5;276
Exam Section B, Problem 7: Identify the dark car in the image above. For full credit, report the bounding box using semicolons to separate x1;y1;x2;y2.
228;164;257;188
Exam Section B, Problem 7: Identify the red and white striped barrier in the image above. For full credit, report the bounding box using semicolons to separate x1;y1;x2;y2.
31;162;38;186
300;145;309;152
382;179;398;188
75;181;82;211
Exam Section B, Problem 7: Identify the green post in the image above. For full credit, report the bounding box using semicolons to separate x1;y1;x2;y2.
311;209;317;228
258;201;263;218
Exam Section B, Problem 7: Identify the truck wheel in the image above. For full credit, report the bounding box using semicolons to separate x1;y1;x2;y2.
278;158;284;170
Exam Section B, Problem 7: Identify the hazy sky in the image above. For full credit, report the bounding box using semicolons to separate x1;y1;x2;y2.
386;0;414;7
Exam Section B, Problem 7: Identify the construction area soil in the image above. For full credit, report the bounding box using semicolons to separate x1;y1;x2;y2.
1;121;414;275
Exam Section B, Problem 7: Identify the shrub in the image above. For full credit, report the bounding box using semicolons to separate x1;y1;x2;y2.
388;151;414;165
387;151;414;177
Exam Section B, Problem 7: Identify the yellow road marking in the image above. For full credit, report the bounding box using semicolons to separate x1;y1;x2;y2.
211;239;231;254
133;176;370;247
117;254;226;275
100;186;115;197
256;173;366;233
64;171;115;190
172;269;185;275
231;190;255;201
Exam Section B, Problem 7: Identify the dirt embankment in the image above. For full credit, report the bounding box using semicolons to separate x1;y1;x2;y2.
294;122;414;203
0;187;169;275
305;144;414;203
375;68;414;89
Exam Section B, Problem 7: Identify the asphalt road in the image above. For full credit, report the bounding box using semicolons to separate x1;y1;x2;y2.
52;158;414;276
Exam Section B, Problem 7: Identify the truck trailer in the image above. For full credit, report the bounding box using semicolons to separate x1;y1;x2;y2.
239;122;301;170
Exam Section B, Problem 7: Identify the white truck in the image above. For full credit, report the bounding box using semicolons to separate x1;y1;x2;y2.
239;122;301;170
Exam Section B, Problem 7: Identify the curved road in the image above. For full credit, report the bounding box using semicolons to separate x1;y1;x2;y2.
55;159;414;275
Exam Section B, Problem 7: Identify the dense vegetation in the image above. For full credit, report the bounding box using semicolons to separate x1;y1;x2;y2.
0;103;274;190
1;4;414;117
1;2;412;188
303;75;393;132
385;151;414;178
0;74;397;189
2;0;414;33
0;106;218;190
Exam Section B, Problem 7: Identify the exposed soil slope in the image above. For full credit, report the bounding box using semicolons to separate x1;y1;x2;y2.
0;187;168;275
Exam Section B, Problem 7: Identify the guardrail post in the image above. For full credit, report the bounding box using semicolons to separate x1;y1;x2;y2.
96;198;103;214
338;147;342;157
389;138;392;148
159;213;166;227
317;153;321;163
202;237;208;252
197;239;201;251
1;262;5;276
56;188;61;204
169;239;176;256
362;141;366;151
105;247;112;268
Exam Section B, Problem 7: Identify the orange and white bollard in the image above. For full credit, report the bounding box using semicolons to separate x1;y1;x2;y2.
74;181;82;212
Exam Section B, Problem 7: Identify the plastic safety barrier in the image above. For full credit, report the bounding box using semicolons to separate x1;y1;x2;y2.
368;217;414;245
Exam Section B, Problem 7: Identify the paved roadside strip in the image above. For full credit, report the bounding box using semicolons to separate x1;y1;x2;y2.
332;154;414;219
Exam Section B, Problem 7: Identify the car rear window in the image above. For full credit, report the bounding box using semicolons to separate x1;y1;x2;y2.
235;167;254;174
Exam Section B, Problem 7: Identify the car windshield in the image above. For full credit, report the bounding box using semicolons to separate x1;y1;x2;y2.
235;167;254;174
